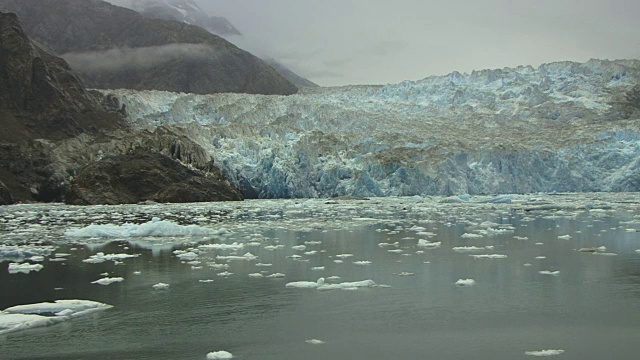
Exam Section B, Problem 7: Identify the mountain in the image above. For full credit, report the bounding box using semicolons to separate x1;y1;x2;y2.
0;11;242;204
108;0;241;36
0;0;297;95
106;0;319;88
108;59;640;198
0;11;127;202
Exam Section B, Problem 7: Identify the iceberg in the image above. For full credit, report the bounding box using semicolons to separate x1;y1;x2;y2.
525;349;565;356
91;277;124;285
286;277;377;290
65;217;215;238
455;279;476;286
8;263;43;274
83;253;139;264
0;300;112;335
207;351;233;359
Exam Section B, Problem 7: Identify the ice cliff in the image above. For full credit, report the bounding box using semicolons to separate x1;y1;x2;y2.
106;59;640;198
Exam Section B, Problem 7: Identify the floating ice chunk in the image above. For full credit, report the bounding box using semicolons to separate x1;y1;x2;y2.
326;276;341;281
334;260;343;264
92;277;124;285
635;249;640;254
557;235;572;240
335;254;354;259
267;273;286;278
539;270;560;276
578;246;606;253
255;263;272;267
452;246;485;252
306;339;326;345
199;279;214;283
83;253;138;264
0;300;112;335
0;245;56;262
470;254;507;259
535;256;547;259
152;283;169;290
378;242;399;247
417;239;441;248
216;253;257;261
397;272;415;276
199;243;244;251
304;250;318;255
175;252;199;261
525;349;565;356
353;261;371;265
286;277;376;290
387;249;404;253
292;245;307;251
248;273;264;278
206;350;233;359
461;233;483;239
217;271;233;277
8;263;43;274
28;256;45;262
264;245;284;251
304;241;322;245
592;252;617;256
514;236;529;240
311;266;325;271
455;279;476;286
65;218;215;238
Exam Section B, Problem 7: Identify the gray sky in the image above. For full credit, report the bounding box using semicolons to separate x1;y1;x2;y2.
197;0;639;86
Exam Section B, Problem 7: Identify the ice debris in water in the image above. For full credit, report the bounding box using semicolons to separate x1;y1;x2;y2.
152;283;169;290
216;253;257;261
305;339;326;345
557;235;572;240
455;279;476;286
8;263;43;274
83;253;139;264
470;254;507;259
525;349;565;356
0;245;55;262
65;217;216;238
91;277;124;285
199;243;244;251
539;271;560;276
286;277;376;290
0;300;112;335
206;350;233;359
417;239;441;248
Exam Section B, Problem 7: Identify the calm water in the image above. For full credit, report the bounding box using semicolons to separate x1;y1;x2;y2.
1;194;639;360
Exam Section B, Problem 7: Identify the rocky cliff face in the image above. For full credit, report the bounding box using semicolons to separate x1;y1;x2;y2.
0;0;297;95
0;11;128;202
109;59;640;198
65;149;243;205
0;12;243;204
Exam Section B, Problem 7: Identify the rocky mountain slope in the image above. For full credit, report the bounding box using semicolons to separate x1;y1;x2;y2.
110;59;640;198
106;0;318;88
0;12;242;204
108;0;242;36
0;0;297;95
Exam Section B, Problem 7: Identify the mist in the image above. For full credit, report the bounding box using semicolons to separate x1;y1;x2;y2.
62;44;216;72
195;0;640;86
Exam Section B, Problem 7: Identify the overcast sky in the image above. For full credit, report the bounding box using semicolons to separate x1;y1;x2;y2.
195;0;639;86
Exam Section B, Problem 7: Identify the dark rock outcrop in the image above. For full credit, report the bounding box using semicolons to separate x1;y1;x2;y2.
0;180;13;205
65;149;243;205
0;0;297;95
0;12;127;202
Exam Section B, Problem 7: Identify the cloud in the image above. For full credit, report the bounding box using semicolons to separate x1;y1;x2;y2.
61;44;217;72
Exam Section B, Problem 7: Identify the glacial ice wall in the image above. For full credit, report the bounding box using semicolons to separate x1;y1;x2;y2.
105;59;640;198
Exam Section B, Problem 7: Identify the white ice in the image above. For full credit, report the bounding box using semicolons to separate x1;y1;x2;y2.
206;350;233;359
0;300;112;335
91;277;124;285
8;263;43;274
83;253;138;264
455;279;476;286
525;349;565;356
65;217;215;238
286;277;376;290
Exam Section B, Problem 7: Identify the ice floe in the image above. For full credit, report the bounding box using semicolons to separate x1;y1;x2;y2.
455;279;476;286
8;263;43;274
0;300;112;335
152;283;169;290
525;349;565;356
206;350;233;359
91;277;124;285
65;217;215;238
539;271;560;276
83;253;139;264
470;254;507;259
305;339;326;345
417;239;441;248
286;277;376;290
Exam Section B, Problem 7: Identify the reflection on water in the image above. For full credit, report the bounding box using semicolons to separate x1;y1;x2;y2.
1;194;639;360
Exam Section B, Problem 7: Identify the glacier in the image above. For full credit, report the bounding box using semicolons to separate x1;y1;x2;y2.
104;59;640;198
